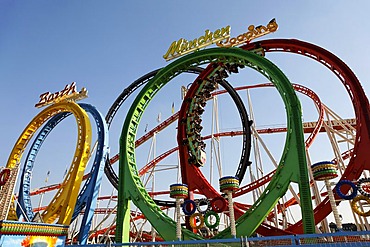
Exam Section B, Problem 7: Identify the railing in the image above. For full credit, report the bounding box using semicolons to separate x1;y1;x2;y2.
68;230;370;247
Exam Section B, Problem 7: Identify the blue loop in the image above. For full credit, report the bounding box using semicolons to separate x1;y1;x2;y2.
335;180;357;200
182;199;197;216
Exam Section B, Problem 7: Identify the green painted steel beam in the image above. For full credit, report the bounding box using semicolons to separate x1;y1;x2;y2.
116;47;314;242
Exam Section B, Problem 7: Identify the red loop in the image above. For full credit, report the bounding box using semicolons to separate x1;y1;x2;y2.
210;196;227;213
0;168;10;186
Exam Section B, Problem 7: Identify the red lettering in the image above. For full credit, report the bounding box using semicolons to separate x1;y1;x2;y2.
35;92;50;107
35;82;83;108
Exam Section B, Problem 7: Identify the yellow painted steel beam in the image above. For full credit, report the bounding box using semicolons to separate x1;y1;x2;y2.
0;101;91;225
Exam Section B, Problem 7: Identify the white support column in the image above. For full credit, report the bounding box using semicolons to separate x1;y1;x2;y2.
325;180;342;229
176;198;182;240
227;190;237;238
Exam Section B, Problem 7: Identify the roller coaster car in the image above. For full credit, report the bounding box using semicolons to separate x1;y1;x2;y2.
195;149;206;167
224;63;239;74
188;155;196;164
218;68;229;78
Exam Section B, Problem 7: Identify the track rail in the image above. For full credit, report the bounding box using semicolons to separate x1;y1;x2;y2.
104;68;203;189
178;62;252;192
16;103;108;244
242;39;370;233
103;65;253;207
25;82;324;199
20;82;326;239
0;102;91;225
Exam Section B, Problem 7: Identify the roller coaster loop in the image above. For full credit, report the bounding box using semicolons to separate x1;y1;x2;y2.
241;39;370;233
116;47;314;242
16;103;108;245
0;101;91;226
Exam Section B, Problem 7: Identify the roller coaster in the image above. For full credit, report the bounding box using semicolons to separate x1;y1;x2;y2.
0;28;369;246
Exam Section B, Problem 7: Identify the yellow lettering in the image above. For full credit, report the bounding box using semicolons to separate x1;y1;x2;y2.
163;39;183;60
180;39;189;52
213;29;221;39
198;36;205;45
163;25;231;60
188;38;198;49
204;30;213;43
220;26;231;37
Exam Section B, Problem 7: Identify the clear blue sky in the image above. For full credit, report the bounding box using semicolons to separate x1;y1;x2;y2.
1;1;369;224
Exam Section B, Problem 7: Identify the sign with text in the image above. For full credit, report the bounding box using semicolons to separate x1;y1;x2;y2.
163;19;278;61
35;82;88;108
216;18;278;48
163;25;231;61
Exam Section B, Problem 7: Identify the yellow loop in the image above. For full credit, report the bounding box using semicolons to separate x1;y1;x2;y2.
0;101;91;224
351;195;370;217
189;212;205;230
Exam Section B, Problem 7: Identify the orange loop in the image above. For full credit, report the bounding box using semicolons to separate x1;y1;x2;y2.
189;213;204;230
351;195;370;217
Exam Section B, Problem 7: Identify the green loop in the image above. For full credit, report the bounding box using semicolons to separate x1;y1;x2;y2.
116;47;313;241
204;210;220;229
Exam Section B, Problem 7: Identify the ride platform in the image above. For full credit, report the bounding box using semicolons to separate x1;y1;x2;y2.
0;220;68;247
